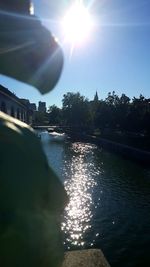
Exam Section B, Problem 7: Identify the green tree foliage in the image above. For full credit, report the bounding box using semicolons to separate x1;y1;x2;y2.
34;111;49;125
127;95;150;132
46;91;150;136
48;105;62;125
96;92;150;134
62;92;92;128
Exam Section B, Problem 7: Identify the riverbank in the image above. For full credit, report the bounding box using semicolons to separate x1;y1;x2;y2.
67;132;150;165
32;125;150;165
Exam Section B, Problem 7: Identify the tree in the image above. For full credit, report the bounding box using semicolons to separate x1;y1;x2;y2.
128;95;150;132
105;91;120;106
34;111;49;125
48;105;62;125
115;93;130;130
62;92;92;128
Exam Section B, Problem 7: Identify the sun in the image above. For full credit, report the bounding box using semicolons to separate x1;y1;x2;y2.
62;1;94;47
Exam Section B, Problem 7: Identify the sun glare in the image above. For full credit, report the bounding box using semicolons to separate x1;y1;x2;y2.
62;1;94;47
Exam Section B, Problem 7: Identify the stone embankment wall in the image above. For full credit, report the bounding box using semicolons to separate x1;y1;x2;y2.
68;131;150;165
62;249;110;267
91;136;150;165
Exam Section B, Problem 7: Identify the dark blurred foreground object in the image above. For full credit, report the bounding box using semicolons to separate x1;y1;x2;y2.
0;0;63;94
0;111;67;267
0;0;30;14
0;1;66;267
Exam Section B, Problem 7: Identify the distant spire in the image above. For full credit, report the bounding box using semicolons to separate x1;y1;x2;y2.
94;91;99;102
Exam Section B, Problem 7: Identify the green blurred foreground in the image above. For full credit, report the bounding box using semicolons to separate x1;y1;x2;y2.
0;111;67;267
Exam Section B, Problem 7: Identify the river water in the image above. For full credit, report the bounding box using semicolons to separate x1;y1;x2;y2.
41;131;150;267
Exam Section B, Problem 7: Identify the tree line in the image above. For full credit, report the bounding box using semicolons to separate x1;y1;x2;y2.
47;91;150;136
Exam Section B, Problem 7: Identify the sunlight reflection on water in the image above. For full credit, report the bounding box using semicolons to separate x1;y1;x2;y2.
41;135;150;266
62;142;100;249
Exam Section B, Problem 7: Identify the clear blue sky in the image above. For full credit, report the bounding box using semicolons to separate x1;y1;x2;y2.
0;0;150;108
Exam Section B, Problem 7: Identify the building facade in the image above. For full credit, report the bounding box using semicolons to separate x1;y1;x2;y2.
38;101;46;113
0;85;35;125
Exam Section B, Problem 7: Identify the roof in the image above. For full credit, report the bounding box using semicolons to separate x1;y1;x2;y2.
0;84;27;108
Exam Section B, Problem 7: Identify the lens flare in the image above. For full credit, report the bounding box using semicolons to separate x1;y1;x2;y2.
62;1;94;46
